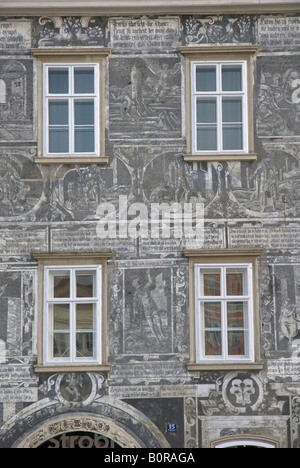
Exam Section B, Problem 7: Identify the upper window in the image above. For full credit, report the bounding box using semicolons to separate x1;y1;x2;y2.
191;61;247;154
32;48;110;164
180;46;259;162
44;64;98;156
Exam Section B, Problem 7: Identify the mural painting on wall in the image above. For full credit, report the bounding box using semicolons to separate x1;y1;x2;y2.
184;15;254;44
33;16;106;47
109;262;188;359
0;60;33;140
109;58;181;140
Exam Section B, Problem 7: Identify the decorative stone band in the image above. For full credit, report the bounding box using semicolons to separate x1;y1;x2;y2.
0;0;299;16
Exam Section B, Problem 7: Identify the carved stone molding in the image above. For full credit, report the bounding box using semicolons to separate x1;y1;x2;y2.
14;413;141;448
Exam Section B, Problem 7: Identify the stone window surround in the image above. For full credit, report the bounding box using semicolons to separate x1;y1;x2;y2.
33;252;112;373
184;249;264;371
32;48;111;165
180;45;259;162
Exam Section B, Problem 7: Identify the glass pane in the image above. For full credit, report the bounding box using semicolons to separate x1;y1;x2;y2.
196;66;216;92
204;331;222;356
197;126;217;151
227;302;245;328
76;332;94;357
53;304;70;330
76;304;94;330
197;99;217;124
228;331;245;355
201;270;221;296
75;127;95;153
49;127;69;153
49;101;69;125
203;302;222;328
75;101;94;125
74;68;95;94
222;65;242;91
49;69;69;94
76;273;95;298
53;333;70;358
223;125;243;151
226;269;247;295
222;98;243;123
49;271;70;298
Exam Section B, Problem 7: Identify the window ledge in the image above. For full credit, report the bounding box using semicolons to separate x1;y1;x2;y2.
35;364;111;373
184;153;258;163
34;156;109;165
188;362;264;372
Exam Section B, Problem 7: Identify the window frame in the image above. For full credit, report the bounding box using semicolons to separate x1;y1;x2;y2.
43;64;99;157
185;249;263;371
191;61;248;155
32;48;111;165
44;265;102;365
194;263;254;363
34;252;112;373
180;46;259;162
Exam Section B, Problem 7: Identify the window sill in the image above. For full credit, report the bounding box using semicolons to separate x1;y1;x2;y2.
188;362;264;371
34;156;109;165
184;153;258;163
34;364;111;373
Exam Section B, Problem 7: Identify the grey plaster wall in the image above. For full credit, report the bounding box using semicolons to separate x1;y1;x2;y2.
0;13;299;448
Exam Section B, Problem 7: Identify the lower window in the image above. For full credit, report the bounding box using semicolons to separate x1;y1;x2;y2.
44;266;102;365
194;263;254;363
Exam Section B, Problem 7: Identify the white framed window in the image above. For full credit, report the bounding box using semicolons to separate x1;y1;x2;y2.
194;263;254;363
191;61;248;154
43;265;102;365
43;64;99;156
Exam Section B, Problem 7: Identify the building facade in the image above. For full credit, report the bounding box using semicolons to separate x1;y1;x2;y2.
0;0;299;448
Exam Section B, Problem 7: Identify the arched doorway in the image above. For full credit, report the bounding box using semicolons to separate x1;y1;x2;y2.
213;438;277;448
37;431;122;449
13;413;142;448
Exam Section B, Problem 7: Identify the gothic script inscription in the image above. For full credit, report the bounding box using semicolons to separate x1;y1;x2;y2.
109;18;181;51
258;16;300;49
0;21;31;51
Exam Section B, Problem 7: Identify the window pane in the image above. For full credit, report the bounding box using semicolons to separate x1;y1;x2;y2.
76;303;95;358
49;101;69;125
51;273;70;298
75;101;94;125
227;302;245;328
197;126;217;151
76;333;94;357
52;304;70;359
197;99;217;124
228;331;245;355
75;127;95;153
74;68;95;94
222;65;242;91
76;273;95;298
53;333;70;358
223;125;243;151
76;304;94;330
203;302;222;328
196;66;216;92
222;98;243;123
201;270;221;296
204;331;222;356
226;269;247;296
49;69;69;94
53;304;70;330
49;127;69;153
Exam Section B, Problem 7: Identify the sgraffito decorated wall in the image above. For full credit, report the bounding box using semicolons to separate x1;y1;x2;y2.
0;12;299;448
